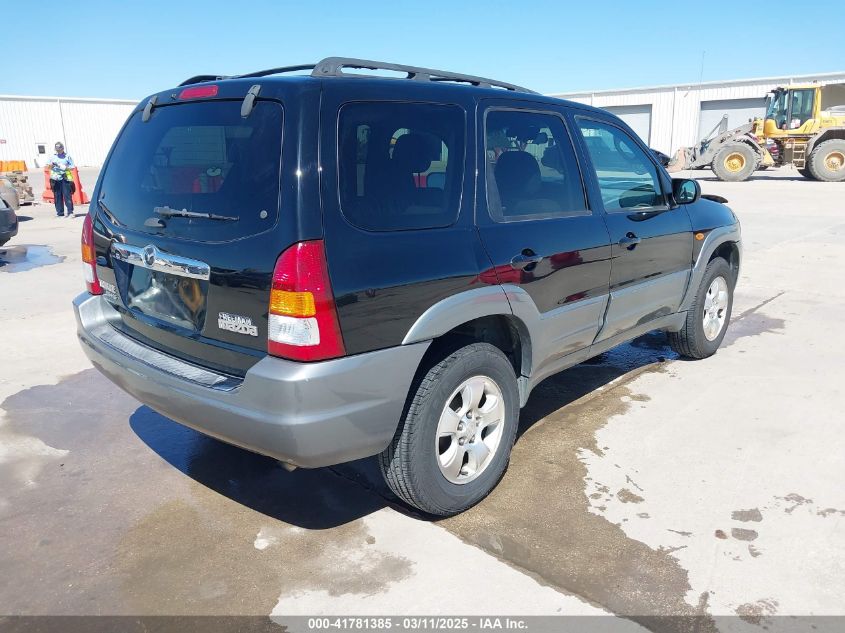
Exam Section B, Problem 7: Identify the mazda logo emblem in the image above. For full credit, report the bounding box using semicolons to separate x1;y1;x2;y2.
143;245;156;267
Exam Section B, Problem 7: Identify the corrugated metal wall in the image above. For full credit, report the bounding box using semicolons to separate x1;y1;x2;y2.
554;71;845;154
3;74;845;165
0;96;137;167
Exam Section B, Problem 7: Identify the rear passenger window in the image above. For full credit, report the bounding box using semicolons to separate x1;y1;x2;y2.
485;110;587;221
338;102;465;231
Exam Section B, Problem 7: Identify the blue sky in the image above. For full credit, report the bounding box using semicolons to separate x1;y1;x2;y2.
4;0;841;100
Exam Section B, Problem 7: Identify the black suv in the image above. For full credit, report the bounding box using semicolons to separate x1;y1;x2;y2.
75;58;741;515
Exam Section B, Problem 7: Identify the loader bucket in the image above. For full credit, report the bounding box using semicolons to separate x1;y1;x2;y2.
667;148;690;173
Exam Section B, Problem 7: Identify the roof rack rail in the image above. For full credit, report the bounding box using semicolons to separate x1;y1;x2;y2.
310;57;537;93
178;57;537;94
179;74;231;87
238;63;318;79
179;64;316;86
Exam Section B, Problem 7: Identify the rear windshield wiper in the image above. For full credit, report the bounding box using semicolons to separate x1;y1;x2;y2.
153;206;239;222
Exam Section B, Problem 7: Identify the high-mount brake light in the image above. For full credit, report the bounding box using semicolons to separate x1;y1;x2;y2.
267;240;345;362
81;213;102;295
178;85;219;100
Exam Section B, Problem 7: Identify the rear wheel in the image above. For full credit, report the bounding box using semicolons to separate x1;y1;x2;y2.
712;143;758;182
668;258;734;359
807;139;845;182
379;342;519;516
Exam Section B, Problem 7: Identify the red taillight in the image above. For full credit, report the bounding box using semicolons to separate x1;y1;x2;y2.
178;85;219;100
81;213;102;295
267;240;345;362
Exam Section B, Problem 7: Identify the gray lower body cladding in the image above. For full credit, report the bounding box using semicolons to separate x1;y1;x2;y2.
74;293;430;468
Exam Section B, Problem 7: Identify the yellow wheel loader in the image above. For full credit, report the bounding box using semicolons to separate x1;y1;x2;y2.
669;83;845;182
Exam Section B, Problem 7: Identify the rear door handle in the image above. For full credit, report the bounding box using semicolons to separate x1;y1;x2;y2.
618;232;642;249
510;250;543;270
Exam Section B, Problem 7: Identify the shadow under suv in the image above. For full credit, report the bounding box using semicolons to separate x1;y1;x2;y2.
75;57;741;515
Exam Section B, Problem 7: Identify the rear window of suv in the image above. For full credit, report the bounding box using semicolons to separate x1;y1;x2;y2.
99;100;283;243
338;102;465;231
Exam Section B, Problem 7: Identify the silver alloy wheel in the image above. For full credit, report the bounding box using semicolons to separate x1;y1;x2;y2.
435;375;506;485
702;276;729;341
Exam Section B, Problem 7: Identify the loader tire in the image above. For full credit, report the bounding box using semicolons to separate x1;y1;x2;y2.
807;139;845;182
712;143;757;182
798;168;817;180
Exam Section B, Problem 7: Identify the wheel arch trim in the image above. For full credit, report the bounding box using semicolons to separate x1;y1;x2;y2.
401;284;536;381
678;224;742;312
402;285;516;346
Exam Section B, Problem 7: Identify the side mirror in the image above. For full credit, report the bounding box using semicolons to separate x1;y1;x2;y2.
672;178;700;205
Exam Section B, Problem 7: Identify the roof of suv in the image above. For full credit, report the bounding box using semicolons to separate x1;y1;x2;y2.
180;57;539;93
139;56;609;120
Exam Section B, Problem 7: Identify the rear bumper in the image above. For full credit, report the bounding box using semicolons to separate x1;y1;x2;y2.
74;293;429;467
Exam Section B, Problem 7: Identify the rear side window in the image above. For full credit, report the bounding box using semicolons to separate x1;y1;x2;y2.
99;100;283;242
338;102;465;231
576;118;664;212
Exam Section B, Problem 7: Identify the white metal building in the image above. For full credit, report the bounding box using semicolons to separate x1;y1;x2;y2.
0;95;137;167
552;71;845;154
3;71;845;167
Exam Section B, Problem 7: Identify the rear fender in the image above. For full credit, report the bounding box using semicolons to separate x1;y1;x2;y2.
806;127;845;154
401;285;537;405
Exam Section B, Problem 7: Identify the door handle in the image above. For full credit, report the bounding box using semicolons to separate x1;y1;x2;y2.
510;250;543;270
618;232;642;249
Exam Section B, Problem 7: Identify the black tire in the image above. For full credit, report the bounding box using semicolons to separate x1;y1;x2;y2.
807;139;845;182
712;143;758;182
669;258;734;360
0;239;7;248
798;167;817;180
379;342;519;516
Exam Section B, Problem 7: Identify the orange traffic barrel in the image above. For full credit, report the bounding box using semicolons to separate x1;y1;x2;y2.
71;167;90;205
42;167;54;202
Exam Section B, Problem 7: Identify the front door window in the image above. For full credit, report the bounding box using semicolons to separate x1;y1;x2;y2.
575;119;665;212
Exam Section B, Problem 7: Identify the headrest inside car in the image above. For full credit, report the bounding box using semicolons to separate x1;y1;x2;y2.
392;133;437;173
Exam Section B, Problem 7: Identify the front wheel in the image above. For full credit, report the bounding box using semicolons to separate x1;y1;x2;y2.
669;258;735;359
712;143;758;182
379;342;519;516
